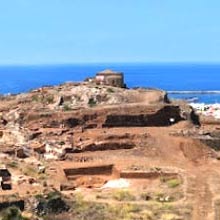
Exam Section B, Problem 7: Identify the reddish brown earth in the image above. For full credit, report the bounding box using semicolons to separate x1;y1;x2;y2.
0;83;220;219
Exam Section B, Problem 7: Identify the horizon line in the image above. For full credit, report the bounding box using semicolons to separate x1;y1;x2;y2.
1;61;220;67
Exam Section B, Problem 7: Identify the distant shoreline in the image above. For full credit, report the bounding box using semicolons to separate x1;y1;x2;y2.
168;91;220;94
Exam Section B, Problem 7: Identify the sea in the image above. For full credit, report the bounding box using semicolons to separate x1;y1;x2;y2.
0;63;220;104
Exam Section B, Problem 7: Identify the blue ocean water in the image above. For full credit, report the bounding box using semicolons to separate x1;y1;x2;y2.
0;63;220;103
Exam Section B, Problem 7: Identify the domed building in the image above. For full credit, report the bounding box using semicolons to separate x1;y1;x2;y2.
95;69;125;88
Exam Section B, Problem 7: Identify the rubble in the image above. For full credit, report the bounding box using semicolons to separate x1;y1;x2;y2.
0;82;219;219
0;166;12;190
191;103;220;119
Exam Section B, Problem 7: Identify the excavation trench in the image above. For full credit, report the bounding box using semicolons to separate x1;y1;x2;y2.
64;164;117;179
62;164;118;189
62;165;181;190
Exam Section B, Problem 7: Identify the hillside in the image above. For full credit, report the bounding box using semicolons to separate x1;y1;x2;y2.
0;82;219;220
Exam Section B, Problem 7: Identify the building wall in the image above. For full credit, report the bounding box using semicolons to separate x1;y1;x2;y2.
105;76;123;87
95;74;124;87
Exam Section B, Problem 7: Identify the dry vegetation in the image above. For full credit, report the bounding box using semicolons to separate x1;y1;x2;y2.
0;82;219;220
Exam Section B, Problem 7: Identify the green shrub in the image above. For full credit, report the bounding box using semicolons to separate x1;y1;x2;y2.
0;206;28;220
32;95;40;102
88;98;97;107
113;190;136;201
47;191;62;200
63;104;72;111
35;191;69;216
107;88;115;93
46;95;54;104
166;179;182;188
7;161;18;169
108;204;142;220
140;192;152;201
23;166;37;177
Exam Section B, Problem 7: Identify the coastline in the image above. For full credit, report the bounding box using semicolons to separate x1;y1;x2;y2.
169;92;220;104
168;90;220;94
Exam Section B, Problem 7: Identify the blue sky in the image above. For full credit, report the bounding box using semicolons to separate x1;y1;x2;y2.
0;0;220;64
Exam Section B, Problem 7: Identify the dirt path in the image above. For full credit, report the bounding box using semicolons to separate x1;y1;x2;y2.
191;170;214;220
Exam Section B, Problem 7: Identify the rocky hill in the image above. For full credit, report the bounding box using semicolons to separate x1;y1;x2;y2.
0;82;219;220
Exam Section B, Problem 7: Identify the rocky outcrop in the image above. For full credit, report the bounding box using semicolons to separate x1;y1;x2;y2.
103;105;184;127
194;131;220;151
73;141;135;152
0;200;25;211
23;104;197;131
29;192;69;216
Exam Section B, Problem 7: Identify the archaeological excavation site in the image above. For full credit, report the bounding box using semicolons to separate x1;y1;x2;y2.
0;80;220;220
